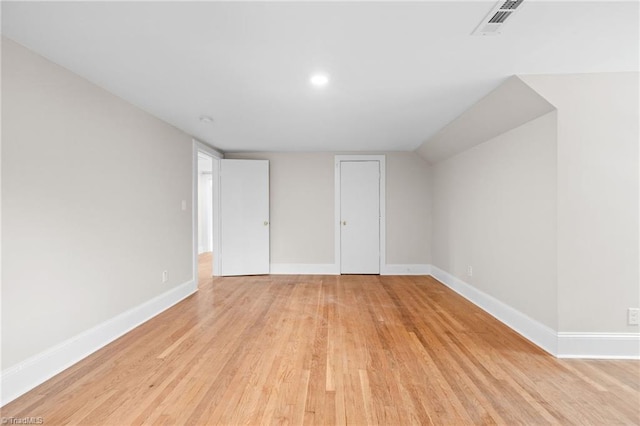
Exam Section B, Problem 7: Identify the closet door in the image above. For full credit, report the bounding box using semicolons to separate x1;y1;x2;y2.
340;160;380;274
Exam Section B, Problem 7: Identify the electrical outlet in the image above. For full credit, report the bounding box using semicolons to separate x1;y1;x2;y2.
628;308;639;326
162;271;168;283
467;266;473;277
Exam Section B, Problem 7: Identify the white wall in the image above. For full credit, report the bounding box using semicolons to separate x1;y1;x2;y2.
522;73;639;333
431;112;558;329
385;152;431;264
1;38;194;369
225;151;432;266
429;71;639;340
416;76;555;164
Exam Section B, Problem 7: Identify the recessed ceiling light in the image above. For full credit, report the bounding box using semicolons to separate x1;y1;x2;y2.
310;73;330;87
199;115;214;124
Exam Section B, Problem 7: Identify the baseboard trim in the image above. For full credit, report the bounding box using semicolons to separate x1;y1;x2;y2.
429;265;558;355
269;263;340;275
269;263;431;276
382;264;431;275
429;265;640;359
557;333;640;359
1;279;197;406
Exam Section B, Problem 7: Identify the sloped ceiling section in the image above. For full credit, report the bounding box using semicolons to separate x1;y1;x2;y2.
415;76;555;164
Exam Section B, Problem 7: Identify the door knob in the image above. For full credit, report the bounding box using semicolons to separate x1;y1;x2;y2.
342;221;347;226
264;221;269;226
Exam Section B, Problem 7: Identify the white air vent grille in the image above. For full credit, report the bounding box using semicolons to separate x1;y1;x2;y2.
472;0;525;36
488;11;512;24
500;0;524;10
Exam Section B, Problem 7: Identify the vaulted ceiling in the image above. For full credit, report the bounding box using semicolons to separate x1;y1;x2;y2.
2;1;638;152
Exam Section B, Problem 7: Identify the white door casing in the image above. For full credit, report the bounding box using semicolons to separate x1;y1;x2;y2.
193;140;222;281
220;159;270;276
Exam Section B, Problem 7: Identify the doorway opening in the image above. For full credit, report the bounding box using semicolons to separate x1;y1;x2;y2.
193;141;222;288
197;152;214;279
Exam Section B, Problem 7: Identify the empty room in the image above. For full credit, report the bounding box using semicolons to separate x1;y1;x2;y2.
1;1;639;424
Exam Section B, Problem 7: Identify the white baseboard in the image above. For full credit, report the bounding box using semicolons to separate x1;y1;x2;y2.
557;333;640;359
429;265;558;355
382;264;431;275
269;263;431;276
1;279;197;406
269;263;339;275
429;265;640;359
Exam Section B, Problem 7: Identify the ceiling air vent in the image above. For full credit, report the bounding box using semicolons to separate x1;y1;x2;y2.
500;0;524;10
472;0;525;36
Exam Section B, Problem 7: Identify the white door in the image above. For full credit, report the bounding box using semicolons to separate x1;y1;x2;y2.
220;159;270;276
340;161;380;274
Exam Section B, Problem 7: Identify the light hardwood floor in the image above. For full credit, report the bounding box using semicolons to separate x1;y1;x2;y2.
2;253;639;424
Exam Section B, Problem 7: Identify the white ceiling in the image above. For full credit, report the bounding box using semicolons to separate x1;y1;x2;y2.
2;1;638;153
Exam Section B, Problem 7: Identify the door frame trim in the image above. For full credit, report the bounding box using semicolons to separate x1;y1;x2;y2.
192;139;223;282
334;155;386;274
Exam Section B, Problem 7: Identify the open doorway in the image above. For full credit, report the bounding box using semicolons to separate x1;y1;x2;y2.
197;153;214;278
193;141;222;288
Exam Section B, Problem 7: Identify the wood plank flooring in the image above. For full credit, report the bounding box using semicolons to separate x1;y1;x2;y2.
2;253;639;424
